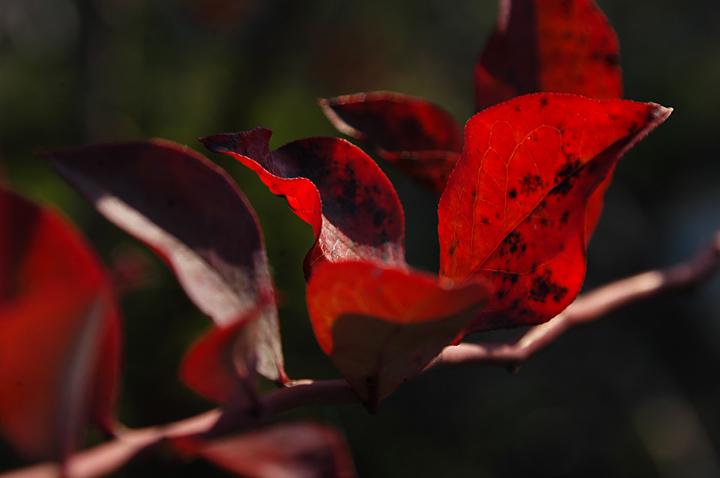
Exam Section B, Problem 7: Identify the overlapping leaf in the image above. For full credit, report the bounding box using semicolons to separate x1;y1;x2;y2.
474;0;625;238
474;0;623;112
180;303;271;404
172;422;357;478
42;141;286;402
322;0;624;204
0;189;121;461
439;93;671;332
201;128;405;277
319;92;463;194
307;261;489;408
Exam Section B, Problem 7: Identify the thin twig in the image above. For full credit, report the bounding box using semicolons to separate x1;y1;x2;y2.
432;230;720;370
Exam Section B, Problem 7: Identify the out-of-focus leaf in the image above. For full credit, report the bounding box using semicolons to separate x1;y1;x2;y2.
42;141;286;400
474;0;623;112
319;92;462;194
306;261;489;408
0;189;121;461
173;422;357;478
201;128;405;278
439;94;671;333
180;303;270;405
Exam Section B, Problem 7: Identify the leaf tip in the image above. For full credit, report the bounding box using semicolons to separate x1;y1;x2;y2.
200;127;273;156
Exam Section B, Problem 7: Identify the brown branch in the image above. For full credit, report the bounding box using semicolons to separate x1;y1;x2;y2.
5;232;720;478
432;230;720;370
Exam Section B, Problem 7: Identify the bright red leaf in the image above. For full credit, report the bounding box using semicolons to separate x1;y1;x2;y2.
306;261;490;408
42;140;287;400
474;0;623;112
475;0;625;238
173;422;357;478
439;93;671;332
319;92;463;194
0;189;121;461
201;128;406;278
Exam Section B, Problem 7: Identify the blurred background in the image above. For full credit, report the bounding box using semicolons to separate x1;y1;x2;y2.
1;0;720;476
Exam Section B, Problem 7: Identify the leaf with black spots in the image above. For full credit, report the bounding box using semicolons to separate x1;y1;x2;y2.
474;0;623;112
439;93;671;333
201;128;406;278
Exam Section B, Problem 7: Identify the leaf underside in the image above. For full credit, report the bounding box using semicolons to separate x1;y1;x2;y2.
172;422;358;478
307;261;489;408
42;141;286;401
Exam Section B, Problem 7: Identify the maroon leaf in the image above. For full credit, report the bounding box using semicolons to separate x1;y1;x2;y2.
172;422;357;478
439;94;671;332
201;128;406;278
0;188;121;461
319;92;462;194
307;260;490;408
474;0;623;112
41;140;286;397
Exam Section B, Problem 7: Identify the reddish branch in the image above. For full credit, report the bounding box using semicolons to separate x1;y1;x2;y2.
432;230;720;369
4;231;720;478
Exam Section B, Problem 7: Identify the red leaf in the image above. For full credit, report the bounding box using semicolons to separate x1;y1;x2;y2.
474;0;623;112
201;128;406;278
319;92;463;194
476;0;625;238
439;94;671;332
42;140;286;398
0;189;121;461
306;261;489;408
173;422;357;478
180;304;271;405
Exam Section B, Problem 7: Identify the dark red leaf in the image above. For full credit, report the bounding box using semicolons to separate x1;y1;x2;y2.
439;94;671;332
306;261;490;408
474;0;623;112
0;189;121;461
41;140;287;398
201;128;406;278
173;422;357;478
319;92;462;194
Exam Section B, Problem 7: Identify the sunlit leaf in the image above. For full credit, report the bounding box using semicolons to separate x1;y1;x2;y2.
439;93;671;332
202;128;405;278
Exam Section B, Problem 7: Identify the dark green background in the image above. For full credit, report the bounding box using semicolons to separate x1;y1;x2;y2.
2;0;720;476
